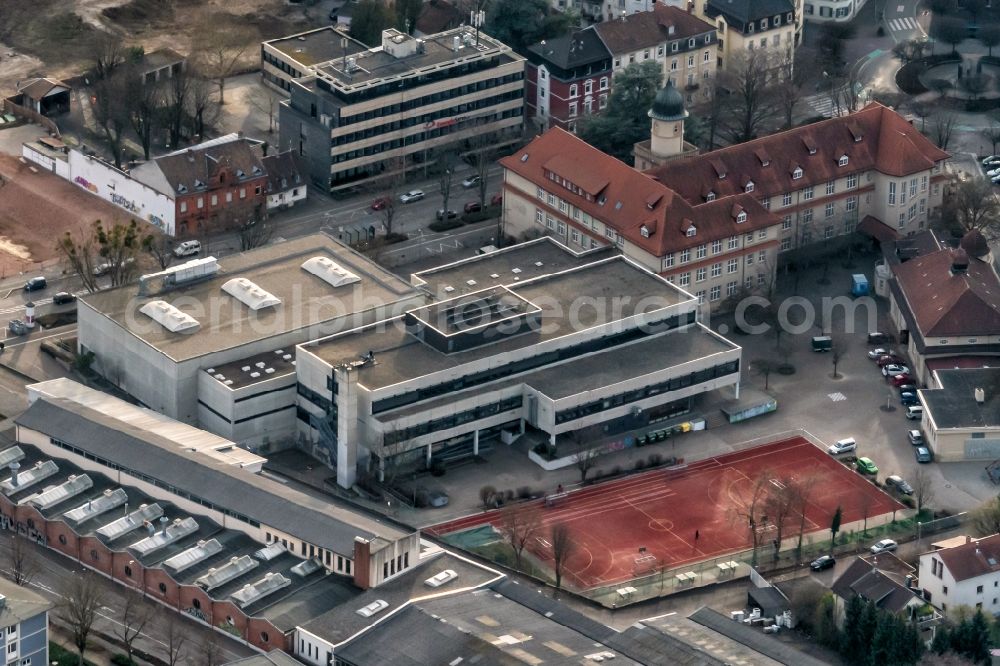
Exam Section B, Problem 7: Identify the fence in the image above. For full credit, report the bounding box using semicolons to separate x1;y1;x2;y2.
2;98;60;137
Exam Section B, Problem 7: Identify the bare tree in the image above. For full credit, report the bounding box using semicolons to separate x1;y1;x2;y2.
859;489;875;541
573;438;600;484
164;615;188;666
550;522;576;590
980;118;1000;156
142;232;173;270
438;153;456;220
792;474;818;558
114;588;153;664
718;50;779;144
498;504;542;572
751;358;779;390
937;175;1000;237
125;67;161;161
479;485;497;510
831;340;844;379
7;533;38;586
970;495;1000;537
930;107;958;150
56;226;100;293
162;70;191;148
92;72;131;168
238;216;273;251
729;469;772;566
375;154;407;236
243;86;282;133
89;32;126;81
187;74;219;140
774;55;807;128
57;571;105;666
764;475;798;563
912;467;935;514
191;24;258;104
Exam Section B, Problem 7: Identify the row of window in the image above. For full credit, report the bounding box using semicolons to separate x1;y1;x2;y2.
662;230;767;269
370;312;695;414
742;12;794;34
178;186;260;214
567;77;608;98
690;274;768;305
669;248;771;286
612;33;715;69
555;360;740;424
383;552;410;580
887;176;928;206
384;396;524;445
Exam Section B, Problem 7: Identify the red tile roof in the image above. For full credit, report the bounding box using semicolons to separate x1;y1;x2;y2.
594;4;716;54
892;250;1000;337
938;534;1000;582
645;104;949;206
857;215;899;243
500;127;777;256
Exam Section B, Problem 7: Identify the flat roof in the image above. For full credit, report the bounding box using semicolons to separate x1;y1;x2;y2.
27;378;266;468
305;255;692;390
0;576;52;626
80;234;421;363
265;26;368;68
15;398;413;556
922;368;1000;429
208;349;297;390
312;27;519;90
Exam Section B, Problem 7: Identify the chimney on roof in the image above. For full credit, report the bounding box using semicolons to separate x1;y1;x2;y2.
976;387;986;404
950;248;969;275
9;461;19;487
160;515;169;535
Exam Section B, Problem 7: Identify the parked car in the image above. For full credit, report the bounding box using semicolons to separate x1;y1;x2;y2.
867;348;888;360
896;383;917;394
52;292;76;305
987;168;1000;178
868;332;889;344
461;175;481;188
23;277;47;292
876;354;904;367
427;490;450;507
907;430;925;446
436;209;458;221
7;319;27;336
991;174;1000;185
810;555;836;571
490;192;503;206
828;438;857;455
900;392;919;406
856;457;879;475
464;201;482;214
915;446;933;463
174;240;201;257
906;405;924;420
870;538;898;554
93;257;135;277
891;374;914;387
882;364;910;377
885;475;914;495
371;197;389;211
983;155;1000;165
399;189;425;203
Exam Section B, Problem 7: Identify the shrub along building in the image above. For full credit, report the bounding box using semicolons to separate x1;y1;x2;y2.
501;98;948;311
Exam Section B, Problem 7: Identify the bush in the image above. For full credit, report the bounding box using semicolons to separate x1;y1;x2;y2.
112;655;138;666
504;489;515;502
610;465;621;477
634;459;647;471
648;453;663;467
383;232;408;243
429;218;464;232
430;460;446;477
517;486;532;499
461;206;502;224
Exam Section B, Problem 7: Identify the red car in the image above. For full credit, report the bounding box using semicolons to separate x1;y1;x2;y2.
371;197;389;211
876;354;904;367
464;201;482;214
490;192;503;206
891;373;914;387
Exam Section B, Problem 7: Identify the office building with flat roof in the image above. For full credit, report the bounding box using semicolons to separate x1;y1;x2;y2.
295;238;741;488
274;27;525;192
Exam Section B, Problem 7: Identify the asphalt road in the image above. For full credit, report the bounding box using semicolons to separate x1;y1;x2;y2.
0;535;257;664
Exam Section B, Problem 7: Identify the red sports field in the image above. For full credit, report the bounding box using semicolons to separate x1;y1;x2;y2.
429;436;904;589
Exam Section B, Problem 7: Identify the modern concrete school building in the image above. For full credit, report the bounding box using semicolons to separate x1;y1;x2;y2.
295;238;742;488
76;234;424;448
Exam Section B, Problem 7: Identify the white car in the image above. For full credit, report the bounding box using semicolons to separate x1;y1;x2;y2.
399;189;425;204
870;538;898;554
461;175;481;188
867;348;888;360
827;438;857;455
984;155;1000;165
987;168;1000;178
882;364;910;377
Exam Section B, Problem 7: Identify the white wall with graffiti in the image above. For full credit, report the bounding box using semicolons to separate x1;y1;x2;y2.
67;151;175;235
21;143;71;180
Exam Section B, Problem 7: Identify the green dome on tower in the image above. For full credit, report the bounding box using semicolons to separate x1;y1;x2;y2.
649;80;687;122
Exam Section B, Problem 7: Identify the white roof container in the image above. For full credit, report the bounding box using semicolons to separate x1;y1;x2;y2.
96;503;163;541
24;474;93;510
230;572;291;608
301;256;360;288
162;538;223;574
63;488;128;525
221;278;281;311
130;517;199;556
196;555;258;591
139;301;200;334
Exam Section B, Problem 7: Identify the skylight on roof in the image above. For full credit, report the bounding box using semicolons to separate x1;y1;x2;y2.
301;256;361;288
221;278;281;310
140;301;200;334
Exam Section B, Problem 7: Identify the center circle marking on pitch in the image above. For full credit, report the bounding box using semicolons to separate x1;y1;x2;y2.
648;518;673;531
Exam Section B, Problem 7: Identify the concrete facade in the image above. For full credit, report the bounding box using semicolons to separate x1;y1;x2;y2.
0;579;50;666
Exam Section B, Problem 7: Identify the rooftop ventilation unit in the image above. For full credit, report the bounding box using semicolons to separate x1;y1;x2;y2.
230;572;292;608
356;599;389;617
130;517;199;556
1;460;58;494
140;301;200;334
63;488;128;525
301;256;361;288
290;559;322;577
254;542;286;561
196;555;258;591
0;446;24;469
424;569;458;588
96;503;163;541
222;278;281;310
24;474;93;511
162;538;223;574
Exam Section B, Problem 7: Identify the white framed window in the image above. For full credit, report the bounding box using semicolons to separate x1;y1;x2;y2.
556;221;566;236
710;285;721;301
706;191;716;201
762;17;768;28
599;94;608;110
760;196;770;210
671;59;678;71
614;58;621;67
704;50;711;62
678;272;691;286
898;212;906;228
847;173;858;189
605;227;615;238
568;102;578;117
745;232;754;244
781;237;792;250
688;37;696;47
535;208;544;224
746;254;754;266
802;208;813;223
663;254;675;268
728;235;739;249
745;276;754;290
696;267;707;282
727;280;738;296
758;249;766;261
921;175;928;192
727;258;739;273
711;262;722;277
782;193;792;206
888;181;896;205
919;198;926;213
226;191;233;203
686;226;696;237
696;244;707;259
569;84;578;98
558;199;567;213
179;201;187;213
736;211;747;223
657;45;665;56
758;272;767;285
712;239;722;253
600;77;609;90
584;80;593;94
196;197;204;209
672;42;679;52
547;193;555;205
782;215;792;230
792;167;803;179
745;181;755;193
826;180;835;195
775;14;781;25
838;155;848;167
536;186;545;199
825;202;835;217
846;196;857;211
909;203;917;220
680;248;691;263
546;216;555;230
824;225;834;238
696;290;706;304
803;186;814;200
688;55;695;67
758;228;767;239
705;34;712;43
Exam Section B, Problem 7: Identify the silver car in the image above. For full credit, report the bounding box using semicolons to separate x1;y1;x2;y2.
870;538;897;554
827;438;857;455
399;189;425;203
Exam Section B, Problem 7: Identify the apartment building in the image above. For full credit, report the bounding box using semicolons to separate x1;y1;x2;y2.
695;0;799;72
295;238;741;488
594;3;717;101
804;0;867;21
0;580;50;666
919;368;1000;463
525;30;613;133
920;534;1000;613
502;102;948;310
275;27;525;192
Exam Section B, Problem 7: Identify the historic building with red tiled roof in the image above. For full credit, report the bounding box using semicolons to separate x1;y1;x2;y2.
501;100;948;311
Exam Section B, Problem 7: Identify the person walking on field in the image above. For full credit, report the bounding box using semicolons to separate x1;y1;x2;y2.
695;530;699;541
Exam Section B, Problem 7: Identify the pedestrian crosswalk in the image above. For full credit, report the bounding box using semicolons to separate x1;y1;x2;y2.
804;92;837;118
887;16;919;32
828;392;848;402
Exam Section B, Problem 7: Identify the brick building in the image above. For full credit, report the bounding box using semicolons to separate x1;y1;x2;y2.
525;30;612;133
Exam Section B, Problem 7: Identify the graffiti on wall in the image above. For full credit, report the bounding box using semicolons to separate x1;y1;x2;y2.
147;214;165;230
110;193;140;213
74;176;98;193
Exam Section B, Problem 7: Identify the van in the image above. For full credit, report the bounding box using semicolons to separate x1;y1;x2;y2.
905;405;924;420
811;335;832;352
174;240;201;258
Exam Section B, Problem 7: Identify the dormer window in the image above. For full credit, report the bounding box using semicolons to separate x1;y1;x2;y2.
787;12;793;20
671;42;679;52
686;226;696;237
792;167;803;179
736;211;747;223
706;191;716;201
761;17;768;28
641;225;651;238
688;38;695;47
775;15;781;25
748;22;754;33
838;155;849;167
597;195;607;205
745;181;755;193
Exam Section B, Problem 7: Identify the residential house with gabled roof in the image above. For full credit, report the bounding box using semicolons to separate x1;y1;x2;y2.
830;556;931;635
695;0;801;71
525;30;613;133
262;151;307;210
919;534;1000;613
